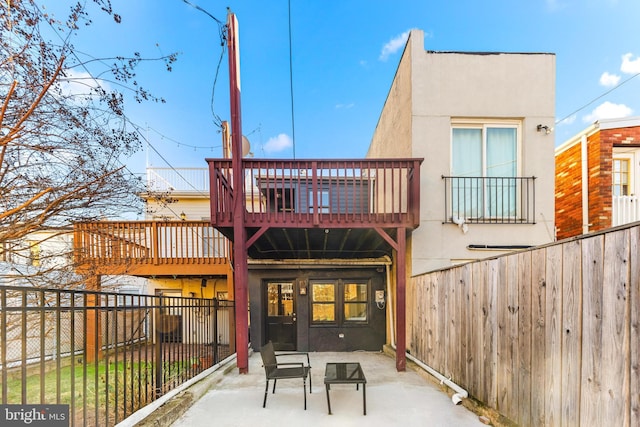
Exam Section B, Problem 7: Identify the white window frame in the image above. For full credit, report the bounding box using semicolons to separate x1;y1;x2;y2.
612;150;637;197
450;119;522;220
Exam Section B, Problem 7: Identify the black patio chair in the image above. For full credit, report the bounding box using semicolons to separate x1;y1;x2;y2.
260;341;312;409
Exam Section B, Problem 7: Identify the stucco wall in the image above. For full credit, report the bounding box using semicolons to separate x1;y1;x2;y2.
369;29;556;274
366;31;413;159
145;197;212;221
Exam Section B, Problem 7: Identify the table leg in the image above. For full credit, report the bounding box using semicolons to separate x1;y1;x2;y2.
363;383;366;415
325;384;332;415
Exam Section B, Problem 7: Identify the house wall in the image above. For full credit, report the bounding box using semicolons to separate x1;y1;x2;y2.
247;265;387;352
555;119;640;240
555;129;602;240
368;29;556;274
147;277;228;300
145;196;211;221
366;31;413;159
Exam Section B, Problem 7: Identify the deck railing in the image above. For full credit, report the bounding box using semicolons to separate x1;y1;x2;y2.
74;221;231;268
207;158;422;229
0;285;234;427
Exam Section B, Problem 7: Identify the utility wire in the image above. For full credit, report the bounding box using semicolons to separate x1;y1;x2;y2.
147;126;222;151
181;0;223;24
181;0;227;130
556;71;640;125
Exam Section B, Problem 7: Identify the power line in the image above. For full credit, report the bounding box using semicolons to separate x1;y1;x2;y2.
556;71;640;125
180;0;227;130
181;0;223;24
147;126;222;151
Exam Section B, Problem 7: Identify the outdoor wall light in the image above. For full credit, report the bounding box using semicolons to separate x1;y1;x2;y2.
537;124;552;135
180;211;186;220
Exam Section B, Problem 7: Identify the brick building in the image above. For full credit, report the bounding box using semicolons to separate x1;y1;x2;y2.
555;116;640;240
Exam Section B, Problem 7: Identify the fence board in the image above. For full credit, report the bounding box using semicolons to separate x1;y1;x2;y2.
580;234;604;427
484;259;498;407
561;240;581;426
601;230;630;427
530;247;547;426
411;276;422;359
426;274;437;364
545;243;562;427
517;250;532;426
448;268;459;381
631;226;640;427
469;261;484;400
460;263;471;388
426;275;440;366
497;256;513;416
436;270;447;374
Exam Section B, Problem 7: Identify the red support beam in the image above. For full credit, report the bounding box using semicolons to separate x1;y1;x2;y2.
227;11;249;374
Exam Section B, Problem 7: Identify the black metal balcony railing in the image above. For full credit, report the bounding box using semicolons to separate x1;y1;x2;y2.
0;285;235;427
442;176;536;224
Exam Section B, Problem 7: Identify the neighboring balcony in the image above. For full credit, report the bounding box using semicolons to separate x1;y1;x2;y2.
146;167;210;193
442;176;537;224
612;195;640;227
74;220;232;276
206;158;422;230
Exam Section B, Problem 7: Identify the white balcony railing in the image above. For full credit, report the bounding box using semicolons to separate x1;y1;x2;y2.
146;167;209;192
612;195;640;226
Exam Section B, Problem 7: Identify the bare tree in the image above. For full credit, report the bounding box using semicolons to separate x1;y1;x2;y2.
0;0;178;288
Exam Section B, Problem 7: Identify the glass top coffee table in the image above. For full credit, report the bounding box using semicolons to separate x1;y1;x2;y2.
323;362;367;415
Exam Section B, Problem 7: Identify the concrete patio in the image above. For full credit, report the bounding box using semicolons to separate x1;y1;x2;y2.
127;348;493;427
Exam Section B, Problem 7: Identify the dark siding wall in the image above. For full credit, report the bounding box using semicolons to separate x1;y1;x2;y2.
248;266;386;352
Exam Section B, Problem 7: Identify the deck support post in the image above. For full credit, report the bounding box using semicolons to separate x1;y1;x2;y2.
85;275;102;363
227;10;249;373
374;227;407;372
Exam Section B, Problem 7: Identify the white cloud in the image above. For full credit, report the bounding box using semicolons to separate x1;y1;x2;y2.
263;133;293;153
545;0;566;11
599;71;620;87
582;101;633;123
557;114;576;126
57;69;108;98
335;103;354;109
379;30;413;62
621;53;640;74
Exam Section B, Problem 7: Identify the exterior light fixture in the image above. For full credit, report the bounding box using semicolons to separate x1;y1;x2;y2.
537;124;552;135
180;211;186;220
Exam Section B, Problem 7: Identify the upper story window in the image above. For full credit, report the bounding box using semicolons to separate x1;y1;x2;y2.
448;120;525;222
613;157;630;196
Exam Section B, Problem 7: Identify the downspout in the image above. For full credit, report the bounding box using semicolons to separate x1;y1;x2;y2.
386;263;468;405
581;134;590;234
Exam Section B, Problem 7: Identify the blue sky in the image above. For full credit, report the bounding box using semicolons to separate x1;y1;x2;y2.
59;0;640;175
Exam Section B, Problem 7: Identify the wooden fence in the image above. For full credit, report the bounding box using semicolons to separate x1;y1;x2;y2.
409;223;639;426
